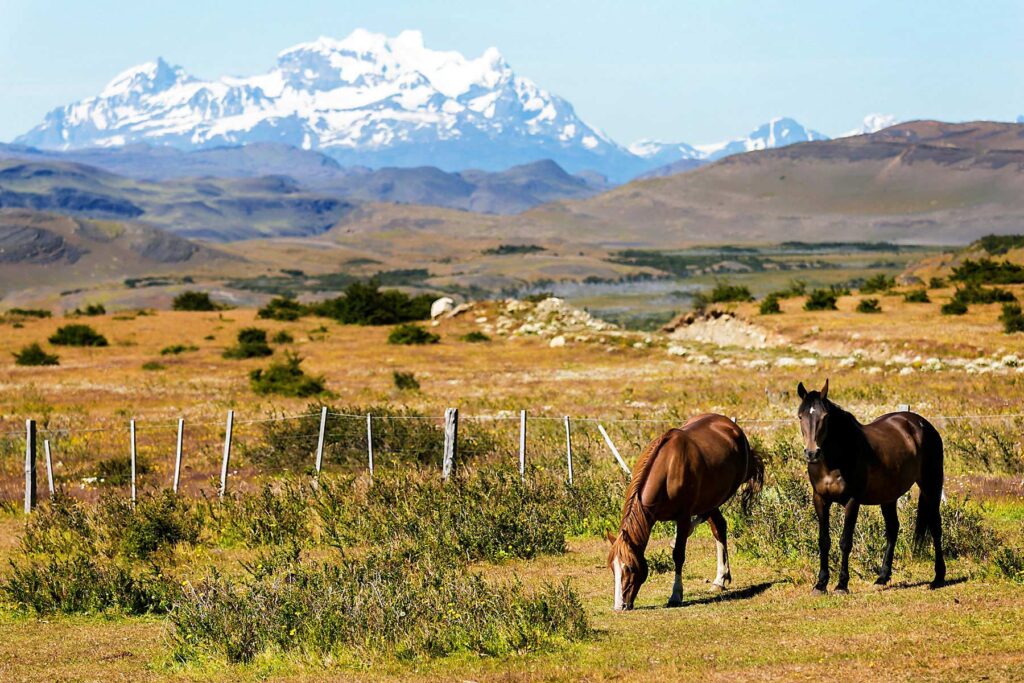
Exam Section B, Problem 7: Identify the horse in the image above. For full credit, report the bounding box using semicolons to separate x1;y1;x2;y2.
606;414;764;611
796;379;945;593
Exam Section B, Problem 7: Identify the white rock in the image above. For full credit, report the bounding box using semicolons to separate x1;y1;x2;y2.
549;335;566;348
667;344;689;357
431;296;455;320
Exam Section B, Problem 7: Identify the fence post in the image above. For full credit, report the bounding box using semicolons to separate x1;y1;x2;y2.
314;406;328;478
597;423;631;476
519;410;527;482
898;404;911;413
44;439;55;496
366;413;374;480
130;419;137;506
443;408;458;481
219;410;234;499
564;416;574;486
24;419;36;514
173;418;184;494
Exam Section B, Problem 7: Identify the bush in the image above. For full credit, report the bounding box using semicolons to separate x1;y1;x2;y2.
953;283;1017;304
95;456;150;486
71;303;106;316
951;258;1024;285
705;281;754;304
941;299;968;315
1000;303;1024;333
804;289;838;311
13;343;59;366
759;294;782;315
160;344;198;355
5;308;51;318
95;491;202;560
223;328;273;359
929;277;947;289
992;546;1024;583
310;280;432;325
142;361;165;371
249;352;325;397
856;298;882;313
257;296;306;321
271;330;294;344
48;324;108;347
388;324;440;345
460;331;491;343
860;274;896;294
172;291;219;311
393;370;420;391
215;482;310;547
904;289;930;303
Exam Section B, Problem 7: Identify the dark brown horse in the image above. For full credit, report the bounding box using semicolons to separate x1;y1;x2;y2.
797;379;945;593
607;414;764;610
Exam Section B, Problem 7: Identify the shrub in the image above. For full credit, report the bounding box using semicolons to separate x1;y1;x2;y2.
310;280;432;325
904;289;930;303
142;361;165;371
95;456;150;486
1000;303;1024;333
72;303;106;316
856;298;882;313
95;491;202;560
160;344;198;355
393;370;420;391
860;274;896;294
804;289;838;311
257;296;306;321
941;299;968;315
951;258;1024;285
929;277;947;289
992;546;1024;583
952;283;1016;305
215;482;310;547
703;281;754;304
483;244;547;255
223;328;273;359
5;308;51;318
173;291;219;311
388;324;440;345
271;330;294;344
48;324;108;347
13;343;59;366
249;352;325;397
759;294;782;315
460;331;491;343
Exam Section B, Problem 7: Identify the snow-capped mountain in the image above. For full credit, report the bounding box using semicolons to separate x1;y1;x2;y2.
626;139;703;167
17;30;646;181
838;113;899;138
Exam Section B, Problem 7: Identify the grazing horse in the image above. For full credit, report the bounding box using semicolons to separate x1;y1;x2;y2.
796;379;946;593
607;414;764;610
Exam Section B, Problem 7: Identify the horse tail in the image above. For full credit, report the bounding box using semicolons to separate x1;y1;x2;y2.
914;419;945;554
740;442;765;515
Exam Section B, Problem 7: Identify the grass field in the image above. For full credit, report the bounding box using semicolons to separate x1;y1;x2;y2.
0;284;1023;681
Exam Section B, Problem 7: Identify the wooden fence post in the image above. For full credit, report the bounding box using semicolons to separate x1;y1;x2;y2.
366;413;374;479
314;406;328;478
24;419;36;514
443;408;458;481
219;410;234;499
564;416;574;486
130;419;137;506
44;439;55;496
173;418;184;494
519;410;527;482
597;423;631;476
898;404;911;413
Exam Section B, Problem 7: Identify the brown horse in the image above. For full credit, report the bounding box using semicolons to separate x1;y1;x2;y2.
606;414;764;610
797;379;945;593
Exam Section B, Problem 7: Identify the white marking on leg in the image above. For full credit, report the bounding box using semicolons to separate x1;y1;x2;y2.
713;538;731;588
669;571;683;604
613;556;623;611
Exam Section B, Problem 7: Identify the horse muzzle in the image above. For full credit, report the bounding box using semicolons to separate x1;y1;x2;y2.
804;448;822;464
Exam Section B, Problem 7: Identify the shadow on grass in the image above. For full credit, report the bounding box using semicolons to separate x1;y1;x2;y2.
633;581;777;611
887;576;968;591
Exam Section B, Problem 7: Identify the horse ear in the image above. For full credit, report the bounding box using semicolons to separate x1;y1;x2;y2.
605;530;617;545
821;378;829;400
797;382;807;399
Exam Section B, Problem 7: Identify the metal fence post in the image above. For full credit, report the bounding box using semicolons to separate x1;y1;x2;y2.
24;419;36;514
314;406;328;478
219;410;234;499
519;410;527;482
443;408;458;480
366;413;374;479
44;439;55;496
564;416;574;486
598;423;631;476
173;418;184;494
130;419;137;506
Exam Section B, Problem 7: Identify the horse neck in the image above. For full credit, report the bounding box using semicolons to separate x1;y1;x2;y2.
618;499;653;556
824;403;864;451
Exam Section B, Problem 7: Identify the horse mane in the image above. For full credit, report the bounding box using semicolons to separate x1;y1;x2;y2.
617;432;672;552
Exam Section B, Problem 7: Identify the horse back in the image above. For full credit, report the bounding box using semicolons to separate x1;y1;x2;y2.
858;411;943;503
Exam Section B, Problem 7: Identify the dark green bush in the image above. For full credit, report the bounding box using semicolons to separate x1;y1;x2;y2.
388;323;440;345
705;281;754;304
904;289;930;303
257;296;306;321
5;308;51;318
310;280;432;326
393;370;420;391
951;258;1024;285
141;361;165;371
95;456;150;486
223;328;273;359
215;482;310;547
953;283;1016;304
172;291;220;311
804;289;838;311
860;274;896;294
160;344;198;355
13;343;59;366
856;298;882;313
759;294;782;315
1000;303;1024;333
95;491;202;560
460;330;491;343
271;330;294;344
71;303;106;316
929;277;947;289
941;299;968;315
49;324;108;347
249;352;325;397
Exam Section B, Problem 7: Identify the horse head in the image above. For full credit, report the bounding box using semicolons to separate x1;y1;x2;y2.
797;379;831;463
606;530;648;611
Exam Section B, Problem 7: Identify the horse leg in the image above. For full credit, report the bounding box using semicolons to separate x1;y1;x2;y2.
707;508;732;590
666;519;689;607
924;491;946;589
834;499;860;594
812;494;831;595
875;501;899;587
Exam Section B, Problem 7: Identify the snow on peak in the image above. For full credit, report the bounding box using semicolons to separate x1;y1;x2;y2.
839;113;899;138
100;58;193;97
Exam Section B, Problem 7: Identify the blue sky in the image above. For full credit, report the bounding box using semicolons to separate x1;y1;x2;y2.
1;0;1022;145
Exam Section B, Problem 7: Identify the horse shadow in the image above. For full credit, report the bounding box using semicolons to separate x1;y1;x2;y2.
885;576;967;591
636;581;776;610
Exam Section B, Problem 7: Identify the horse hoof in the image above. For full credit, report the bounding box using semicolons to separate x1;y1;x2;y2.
711;583;727;593
873;577;890;587
665;599;683;608
929;579;945;590
810;587;827;596
834;587;850;595
871;580;888;591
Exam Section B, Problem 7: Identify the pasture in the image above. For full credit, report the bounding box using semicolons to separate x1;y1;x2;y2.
0;285;1023;681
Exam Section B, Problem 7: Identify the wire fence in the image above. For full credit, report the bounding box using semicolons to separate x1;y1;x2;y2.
2;404;1023;512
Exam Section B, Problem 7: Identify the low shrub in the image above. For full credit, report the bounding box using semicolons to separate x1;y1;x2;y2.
95;491;202;560
249;352;325;397
904;289;930;303
71;303;106;316
160;344;198;355
929;277;947;289
860;274;896;294
172;291;220;311
695;281;753;307
1000;303;1024;333
759;294;782;315
804;289;838;311
388;323;440;345
393;370;420;391
49;324;108;347
310;280;432;326
223;328;273;359
257;296;306;321
95;456;150;486
941;299;968;315
991;546;1024;583
142;361;165;371
460;331;491;343
12;343;59;366
5;308;51;318
953;283;1016;305
856;298;882;313
271;330;294;344
215;482;310;547
951;258;1024;285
